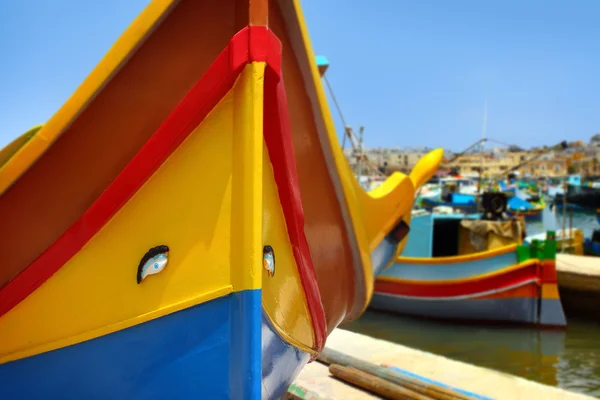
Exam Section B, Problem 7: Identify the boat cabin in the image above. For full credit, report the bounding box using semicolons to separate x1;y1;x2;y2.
402;212;525;258
439;178;477;202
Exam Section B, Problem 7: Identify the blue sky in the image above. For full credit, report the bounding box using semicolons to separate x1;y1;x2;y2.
1;0;598;150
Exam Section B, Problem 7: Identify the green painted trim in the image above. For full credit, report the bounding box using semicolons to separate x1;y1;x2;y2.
530;239;540;260
543;238;557;260
516;245;530;263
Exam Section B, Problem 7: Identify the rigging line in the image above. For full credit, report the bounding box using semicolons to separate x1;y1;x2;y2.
323;74;350;149
486;138;517;148
448;138;487;162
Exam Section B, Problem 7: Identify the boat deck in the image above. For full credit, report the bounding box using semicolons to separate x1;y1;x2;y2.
556;254;600;318
288;329;591;400
557;253;600;292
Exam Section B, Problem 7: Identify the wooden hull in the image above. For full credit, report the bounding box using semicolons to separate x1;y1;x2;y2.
0;1;444;398
507;199;545;221
373;242;566;327
507;208;543;220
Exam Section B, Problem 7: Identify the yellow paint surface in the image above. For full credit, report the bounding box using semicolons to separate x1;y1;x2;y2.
262;143;315;352
542;284;561;300
230;62;265;292
0;63;265;362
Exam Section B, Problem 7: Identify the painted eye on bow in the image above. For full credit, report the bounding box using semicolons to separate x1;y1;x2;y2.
137;245;170;284
263;245;275;277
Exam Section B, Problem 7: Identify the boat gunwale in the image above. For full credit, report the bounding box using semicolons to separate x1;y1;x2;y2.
0;26;330;352
378;259;539;286
0;0;179;196
395;244;518;265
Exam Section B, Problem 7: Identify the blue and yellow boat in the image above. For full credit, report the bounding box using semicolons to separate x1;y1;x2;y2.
0;0;443;398
507;194;546;220
372;212;567;327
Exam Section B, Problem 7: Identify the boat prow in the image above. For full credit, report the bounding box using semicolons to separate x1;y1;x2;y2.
0;1;418;398
365;149;443;242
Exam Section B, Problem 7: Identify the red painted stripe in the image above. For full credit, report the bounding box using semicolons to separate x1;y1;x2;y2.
0;26;327;351
375;262;540;298
507;209;542;217
263;68;326;351
540;260;557;284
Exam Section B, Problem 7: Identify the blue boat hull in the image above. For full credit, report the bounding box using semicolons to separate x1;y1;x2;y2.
371;294;544;325
0;290;308;400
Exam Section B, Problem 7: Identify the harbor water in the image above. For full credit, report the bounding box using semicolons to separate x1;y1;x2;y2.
345;208;600;398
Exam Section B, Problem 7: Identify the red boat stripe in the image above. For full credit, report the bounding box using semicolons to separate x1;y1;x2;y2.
375;262;540;298
0;26;326;351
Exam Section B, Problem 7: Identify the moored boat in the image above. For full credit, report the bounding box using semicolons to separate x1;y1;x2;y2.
0;1;443;398
372;195;567;328
419;178;480;213
526;228;585;256
507;193;545;221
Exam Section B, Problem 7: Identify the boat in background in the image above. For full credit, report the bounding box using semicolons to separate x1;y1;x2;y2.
526;229;584;256
416;182;441;203
550;174;600;212
419;178;480;213
507;193;545;221
0;1;443;398
372;193;567;328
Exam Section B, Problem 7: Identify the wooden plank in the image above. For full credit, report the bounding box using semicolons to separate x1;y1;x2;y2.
329;364;434;400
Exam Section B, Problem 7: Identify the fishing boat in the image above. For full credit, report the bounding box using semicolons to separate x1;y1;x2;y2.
551;175;600;211
416;182;441;203
526;229;584;256
419;178;480;213
0;1;443;398
372;194;567;327
506;193;545;221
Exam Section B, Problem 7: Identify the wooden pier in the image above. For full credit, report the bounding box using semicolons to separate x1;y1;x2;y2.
556;253;600;318
288;329;593;400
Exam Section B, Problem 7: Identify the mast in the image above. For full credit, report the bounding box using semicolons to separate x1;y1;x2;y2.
356;126;365;178
562;157;567;252
478;100;487;194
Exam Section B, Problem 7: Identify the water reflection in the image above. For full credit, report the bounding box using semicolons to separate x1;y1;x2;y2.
342;310;600;397
557;319;600;397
